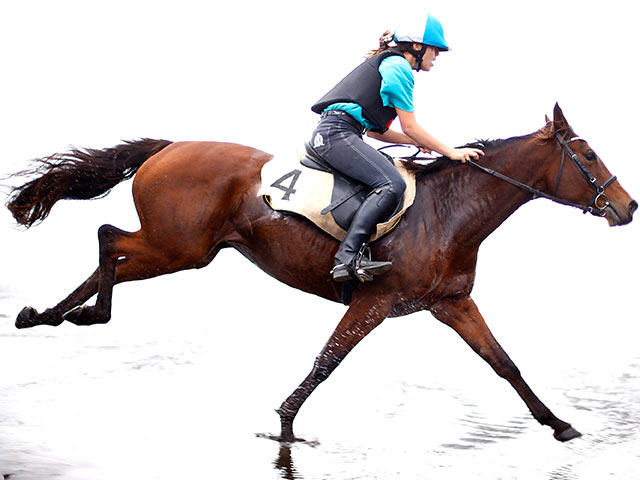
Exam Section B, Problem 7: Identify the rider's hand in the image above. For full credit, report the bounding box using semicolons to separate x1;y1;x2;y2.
448;147;484;163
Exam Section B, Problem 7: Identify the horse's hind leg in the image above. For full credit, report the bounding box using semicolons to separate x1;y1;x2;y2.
62;223;200;326
16;224;128;328
62;220;224;326
62;224;128;325
430;295;581;442
15;269;100;328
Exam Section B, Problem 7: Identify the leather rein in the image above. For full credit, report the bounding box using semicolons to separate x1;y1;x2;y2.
381;134;617;216
466;134;616;216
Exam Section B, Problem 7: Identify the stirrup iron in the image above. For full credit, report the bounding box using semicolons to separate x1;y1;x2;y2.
353;244;391;283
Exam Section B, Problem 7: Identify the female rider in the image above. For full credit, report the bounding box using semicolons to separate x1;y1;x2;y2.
311;13;483;283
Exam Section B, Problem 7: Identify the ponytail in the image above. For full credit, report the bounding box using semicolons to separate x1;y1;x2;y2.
367;30;395;58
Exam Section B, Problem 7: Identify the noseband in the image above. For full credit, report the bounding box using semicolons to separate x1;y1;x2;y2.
467;134;617;216
550;133;617;215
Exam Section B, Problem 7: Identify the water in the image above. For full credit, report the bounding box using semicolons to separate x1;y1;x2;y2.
1;262;639;480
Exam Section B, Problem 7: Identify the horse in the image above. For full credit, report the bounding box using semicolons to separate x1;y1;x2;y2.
5;104;636;443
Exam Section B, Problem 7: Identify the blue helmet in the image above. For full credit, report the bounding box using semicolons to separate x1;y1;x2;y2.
394;13;450;51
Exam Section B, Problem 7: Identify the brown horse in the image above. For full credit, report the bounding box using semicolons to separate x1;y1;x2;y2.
5;104;636;443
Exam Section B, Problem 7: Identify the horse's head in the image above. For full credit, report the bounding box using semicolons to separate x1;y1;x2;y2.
539;103;637;226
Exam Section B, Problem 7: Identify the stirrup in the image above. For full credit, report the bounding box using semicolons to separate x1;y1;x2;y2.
353;258;392;282
352;245;392;282
331;263;353;283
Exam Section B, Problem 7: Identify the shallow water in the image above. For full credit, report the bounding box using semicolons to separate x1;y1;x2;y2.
1;277;639;480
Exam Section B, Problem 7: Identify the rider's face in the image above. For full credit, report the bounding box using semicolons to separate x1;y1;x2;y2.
419;45;440;72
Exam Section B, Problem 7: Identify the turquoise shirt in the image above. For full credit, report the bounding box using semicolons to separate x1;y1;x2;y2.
326;55;414;130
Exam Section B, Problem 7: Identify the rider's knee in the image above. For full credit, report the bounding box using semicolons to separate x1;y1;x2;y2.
387;174;406;202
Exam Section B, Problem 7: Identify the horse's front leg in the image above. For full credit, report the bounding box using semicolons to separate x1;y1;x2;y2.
276;295;392;442
430;294;581;442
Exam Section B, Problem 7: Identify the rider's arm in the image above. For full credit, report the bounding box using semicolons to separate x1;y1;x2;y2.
395;108;483;162
366;129;416;145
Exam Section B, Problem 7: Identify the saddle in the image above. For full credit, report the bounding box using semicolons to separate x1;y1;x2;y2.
259;145;415;243
300;143;404;231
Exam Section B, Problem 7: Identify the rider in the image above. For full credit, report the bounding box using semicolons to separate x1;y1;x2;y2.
311;13;484;283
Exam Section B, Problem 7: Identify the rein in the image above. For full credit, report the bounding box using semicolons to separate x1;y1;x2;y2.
466;134;617;216
379;136;617;216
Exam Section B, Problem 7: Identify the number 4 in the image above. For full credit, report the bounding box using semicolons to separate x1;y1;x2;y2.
271;169;302;201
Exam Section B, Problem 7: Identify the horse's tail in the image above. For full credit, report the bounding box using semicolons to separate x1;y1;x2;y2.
5;138;173;228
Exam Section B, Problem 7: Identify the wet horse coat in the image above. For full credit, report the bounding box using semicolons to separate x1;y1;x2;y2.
6;105;637;443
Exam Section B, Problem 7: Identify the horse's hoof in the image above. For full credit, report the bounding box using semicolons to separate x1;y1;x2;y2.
554;426;582;442
63;306;90;325
63;305;110;326
16;306;38;329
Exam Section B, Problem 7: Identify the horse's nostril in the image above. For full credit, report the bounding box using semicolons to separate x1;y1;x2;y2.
630;200;638;215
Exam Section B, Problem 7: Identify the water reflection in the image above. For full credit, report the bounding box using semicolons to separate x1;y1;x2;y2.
547;465;580;480
442;410;529;449
274;444;302;480
566;361;640;448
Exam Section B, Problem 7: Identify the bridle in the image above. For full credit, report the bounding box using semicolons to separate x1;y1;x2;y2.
466;133;617;216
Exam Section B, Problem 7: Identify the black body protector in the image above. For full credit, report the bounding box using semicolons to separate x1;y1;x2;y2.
311;49;412;285
311;49;406;133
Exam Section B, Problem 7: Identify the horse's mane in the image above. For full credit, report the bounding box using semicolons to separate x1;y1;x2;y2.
402;122;564;182
402;137;523;181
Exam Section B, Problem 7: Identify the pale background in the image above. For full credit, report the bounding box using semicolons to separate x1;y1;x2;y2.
0;1;638;479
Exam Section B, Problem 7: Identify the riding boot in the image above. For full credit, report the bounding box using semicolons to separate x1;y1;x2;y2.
332;185;399;282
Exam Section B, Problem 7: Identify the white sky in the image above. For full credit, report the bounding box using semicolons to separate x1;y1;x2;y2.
0;0;638;340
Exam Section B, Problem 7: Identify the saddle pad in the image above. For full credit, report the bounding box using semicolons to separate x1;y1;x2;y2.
258;152;416;242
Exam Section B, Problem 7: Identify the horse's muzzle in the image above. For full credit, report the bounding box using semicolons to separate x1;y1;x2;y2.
607;199;637;226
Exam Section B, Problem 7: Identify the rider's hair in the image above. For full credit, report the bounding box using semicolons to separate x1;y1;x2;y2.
367;30;415;58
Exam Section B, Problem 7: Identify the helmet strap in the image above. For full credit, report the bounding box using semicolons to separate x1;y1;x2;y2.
409;44;427;72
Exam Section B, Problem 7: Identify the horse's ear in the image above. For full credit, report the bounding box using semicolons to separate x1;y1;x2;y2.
553;102;567;127
545;114;551;124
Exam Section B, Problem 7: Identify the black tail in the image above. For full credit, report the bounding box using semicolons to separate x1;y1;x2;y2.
5;138;173;228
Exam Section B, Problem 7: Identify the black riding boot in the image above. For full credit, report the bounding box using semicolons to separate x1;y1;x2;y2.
332;185;399;282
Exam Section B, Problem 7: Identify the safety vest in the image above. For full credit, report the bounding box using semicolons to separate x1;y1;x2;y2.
311;50;406;133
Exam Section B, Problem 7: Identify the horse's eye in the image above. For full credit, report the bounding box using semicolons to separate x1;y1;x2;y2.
584;151;597;162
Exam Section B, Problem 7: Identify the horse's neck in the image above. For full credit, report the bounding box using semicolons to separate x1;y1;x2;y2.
423;138;548;248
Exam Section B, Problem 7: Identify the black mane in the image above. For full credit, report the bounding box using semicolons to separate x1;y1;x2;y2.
402;135;529;181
